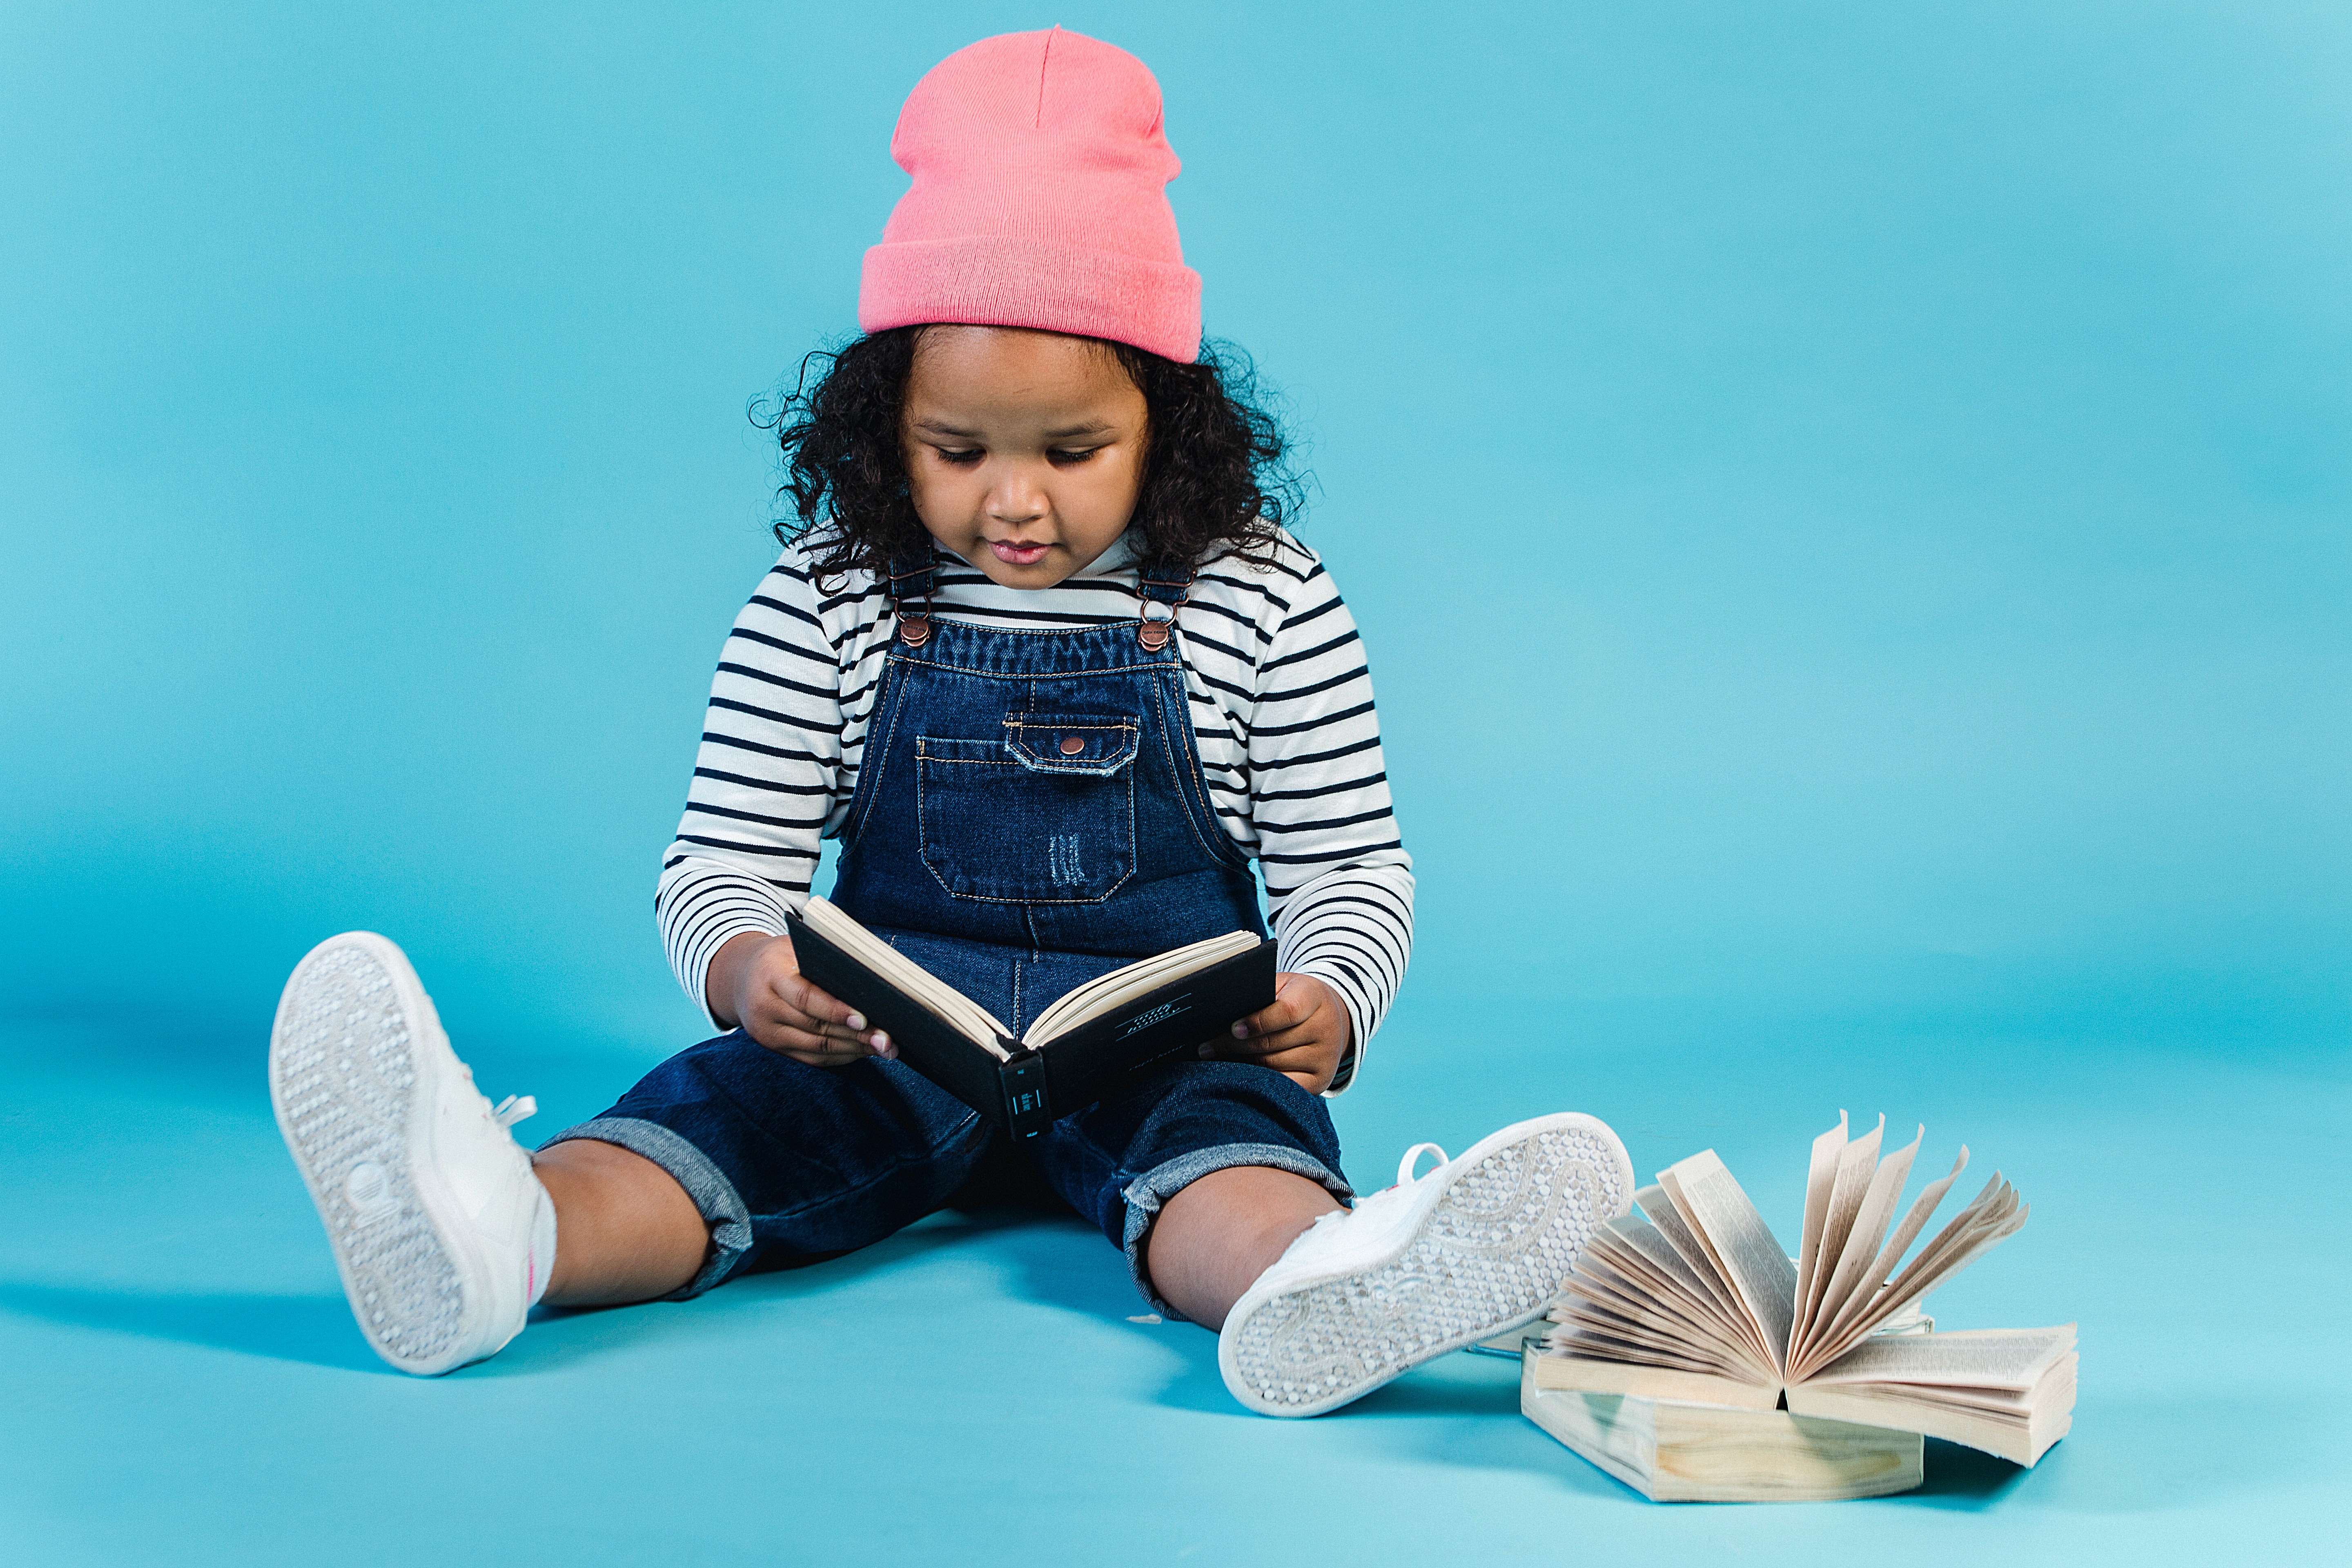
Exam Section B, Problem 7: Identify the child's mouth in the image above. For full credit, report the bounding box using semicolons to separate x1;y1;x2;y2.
989;540;1051;566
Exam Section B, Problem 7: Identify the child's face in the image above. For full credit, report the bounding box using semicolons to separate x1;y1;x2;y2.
901;325;1149;590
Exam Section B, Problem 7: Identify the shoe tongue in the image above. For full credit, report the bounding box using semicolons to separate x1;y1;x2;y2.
1355;1181;1419;1223
1274;1175;1429;1272
1274;1206;1355;1270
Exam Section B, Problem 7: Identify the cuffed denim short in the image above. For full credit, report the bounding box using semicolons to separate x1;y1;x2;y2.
546;1034;1351;1318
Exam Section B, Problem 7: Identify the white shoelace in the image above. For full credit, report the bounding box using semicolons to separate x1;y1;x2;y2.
491;1095;537;1128
1394;1143;1448;1187
1347;1142;1449;1222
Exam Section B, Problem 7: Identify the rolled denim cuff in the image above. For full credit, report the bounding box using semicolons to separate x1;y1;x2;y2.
540;1116;752;1300
1119;1142;1354;1322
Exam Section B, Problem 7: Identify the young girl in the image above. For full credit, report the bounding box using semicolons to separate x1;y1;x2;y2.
266;27;1633;1418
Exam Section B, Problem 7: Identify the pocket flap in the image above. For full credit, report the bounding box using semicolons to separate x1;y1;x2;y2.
1004;715;1140;777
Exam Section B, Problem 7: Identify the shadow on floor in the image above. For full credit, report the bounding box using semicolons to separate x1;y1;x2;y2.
937;1197;1599;1430
1905;1438;2032;1509
0;1281;387;1374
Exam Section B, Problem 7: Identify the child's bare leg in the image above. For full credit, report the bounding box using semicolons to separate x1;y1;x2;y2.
533;1140;710;1306
1145;1166;1343;1329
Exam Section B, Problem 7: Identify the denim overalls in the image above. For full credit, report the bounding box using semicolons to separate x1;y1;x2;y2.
553;555;1353;1312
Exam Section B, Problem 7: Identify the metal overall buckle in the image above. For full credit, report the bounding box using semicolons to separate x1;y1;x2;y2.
1137;597;1180;651
888;557;934;647
1136;564;1191;651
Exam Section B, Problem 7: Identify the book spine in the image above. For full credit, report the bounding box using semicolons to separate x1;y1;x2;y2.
999;1051;1052;1139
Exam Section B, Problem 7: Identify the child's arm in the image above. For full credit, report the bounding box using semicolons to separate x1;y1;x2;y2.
1195;538;1415;1093
656;553;889;1045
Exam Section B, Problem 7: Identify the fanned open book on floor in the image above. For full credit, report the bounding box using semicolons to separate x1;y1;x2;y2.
784;897;1274;1139
1532;1112;2074;1469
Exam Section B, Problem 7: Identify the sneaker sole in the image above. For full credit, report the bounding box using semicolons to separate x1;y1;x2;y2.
268;932;497;1375
1218;1112;1635;1417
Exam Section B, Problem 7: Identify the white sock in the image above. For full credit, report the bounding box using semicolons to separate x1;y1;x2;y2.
526;1177;558;1307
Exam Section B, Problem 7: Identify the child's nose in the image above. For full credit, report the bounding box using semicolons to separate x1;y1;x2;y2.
984;472;1047;524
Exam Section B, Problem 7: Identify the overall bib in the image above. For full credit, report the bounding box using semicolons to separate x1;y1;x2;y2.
555;558;1353;1313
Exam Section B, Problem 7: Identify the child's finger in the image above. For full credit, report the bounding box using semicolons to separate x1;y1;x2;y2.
1231;992;1310;1041
746;994;893;1060
802;1020;895;1060
797;1020;894;1059
762;1024;892;1065
767;974;887;1051
1202;1020;1321;1062
773;969;867;1032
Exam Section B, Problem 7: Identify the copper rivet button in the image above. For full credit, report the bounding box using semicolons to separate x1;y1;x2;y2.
1060;735;1085;755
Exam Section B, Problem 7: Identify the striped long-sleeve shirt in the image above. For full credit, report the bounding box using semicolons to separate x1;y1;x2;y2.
656;526;1414;1092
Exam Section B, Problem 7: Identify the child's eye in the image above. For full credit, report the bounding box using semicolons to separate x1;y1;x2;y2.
934;447;984;466
1048;448;1098;465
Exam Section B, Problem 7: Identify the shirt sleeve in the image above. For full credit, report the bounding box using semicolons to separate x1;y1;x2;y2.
655;557;845;1026
1244;549;1416;1092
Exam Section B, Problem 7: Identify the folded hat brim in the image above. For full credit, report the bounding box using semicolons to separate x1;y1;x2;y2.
860;236;1202;364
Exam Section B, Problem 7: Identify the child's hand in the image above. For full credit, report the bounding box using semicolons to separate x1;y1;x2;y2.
1207;973;1351;1094
707;931;895;1068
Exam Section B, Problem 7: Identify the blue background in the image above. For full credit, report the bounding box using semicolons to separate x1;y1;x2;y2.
4;2;2345;1563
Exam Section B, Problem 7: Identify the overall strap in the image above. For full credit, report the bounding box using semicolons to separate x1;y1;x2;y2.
1135;559;1194;651
886;553;936;646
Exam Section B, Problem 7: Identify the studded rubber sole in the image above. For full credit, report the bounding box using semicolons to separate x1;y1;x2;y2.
1219;1113;1634;1417
268;933;482;1375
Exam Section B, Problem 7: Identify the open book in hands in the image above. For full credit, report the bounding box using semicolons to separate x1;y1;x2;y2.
1534;1112;2074;1466
784;897;1275;1139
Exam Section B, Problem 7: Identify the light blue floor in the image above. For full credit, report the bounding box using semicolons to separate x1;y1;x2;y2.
5;990;2344;1566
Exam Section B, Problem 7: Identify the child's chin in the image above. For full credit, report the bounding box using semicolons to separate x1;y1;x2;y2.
976;556;1072;590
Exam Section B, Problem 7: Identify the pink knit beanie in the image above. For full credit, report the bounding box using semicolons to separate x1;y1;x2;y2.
858;27;1202;363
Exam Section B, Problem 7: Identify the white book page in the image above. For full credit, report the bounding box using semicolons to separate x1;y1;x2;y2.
1545;1294;1738;1368
1570;1252;1713;1340
1589;1223;1779;1383
1795;1124;1922;1370
1798;1145;1976;1372
1871;1177;2024;1312
1558;1266;1765;1380
1825;1355;2075;1418
1793;1111;1851;1348
1025;930;1261;1045
1807;1326;2076;1392
1797;1114;1891;1352
1593;1223;1748;1338
1552;1292;1757;1377
1784;1383;2070;1465
1592;1218;1707;1296
1657;1152;1797;1375
801;897;1010;1051
1534;1352;1782;1409
1811;1175;2027;1365
1635;1187;1762;1349
1839;1145;1968;1320
1830;1381;2038;1418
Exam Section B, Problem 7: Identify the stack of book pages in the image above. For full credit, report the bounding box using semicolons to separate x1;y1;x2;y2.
1524;1113;2075;1501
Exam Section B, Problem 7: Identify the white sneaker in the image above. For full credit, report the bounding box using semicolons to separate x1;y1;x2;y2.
1218;1111;1635;1417
268;932;553;1376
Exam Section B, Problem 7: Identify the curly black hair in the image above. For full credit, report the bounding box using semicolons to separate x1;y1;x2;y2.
754;327;1301;581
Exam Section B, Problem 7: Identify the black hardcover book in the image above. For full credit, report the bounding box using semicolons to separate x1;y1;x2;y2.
784;898;1276;1138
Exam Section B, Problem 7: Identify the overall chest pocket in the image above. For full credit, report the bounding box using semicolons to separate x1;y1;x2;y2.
917;715;1140;903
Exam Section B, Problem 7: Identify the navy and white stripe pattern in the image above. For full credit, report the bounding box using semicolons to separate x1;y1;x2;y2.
656;528;1414;1092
